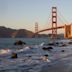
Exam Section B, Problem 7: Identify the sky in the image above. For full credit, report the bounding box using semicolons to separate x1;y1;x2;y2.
0;0;72;33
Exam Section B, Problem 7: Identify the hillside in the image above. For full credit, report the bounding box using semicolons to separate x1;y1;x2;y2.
0;26;34;38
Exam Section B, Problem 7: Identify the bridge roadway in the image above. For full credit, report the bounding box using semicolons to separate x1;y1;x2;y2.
35;25;64;34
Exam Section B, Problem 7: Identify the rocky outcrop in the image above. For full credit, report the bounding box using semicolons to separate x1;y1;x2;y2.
11;52;18;59
14;40;26;45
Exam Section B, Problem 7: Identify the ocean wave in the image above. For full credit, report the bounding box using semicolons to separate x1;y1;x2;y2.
0;49;12;55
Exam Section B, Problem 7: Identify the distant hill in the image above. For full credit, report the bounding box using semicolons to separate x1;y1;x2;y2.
0;26;34;38
0;26;64;38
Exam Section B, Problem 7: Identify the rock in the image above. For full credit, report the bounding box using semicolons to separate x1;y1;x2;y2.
61;50;65;52
48;43;54;46
60;44;67;47
28;56;31;57
44;54;49;57
47;47;53;49
11;52;18;59
55;42;59;44
42;46;53;51
41;54;49;62
68;42;72;44
14;40;26;45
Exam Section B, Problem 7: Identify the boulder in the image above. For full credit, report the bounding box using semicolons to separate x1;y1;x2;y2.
14;40;26;45
11;52;18;59
42;46;53;51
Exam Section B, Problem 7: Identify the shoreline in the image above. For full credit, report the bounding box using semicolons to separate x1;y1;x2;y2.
40;55;72;72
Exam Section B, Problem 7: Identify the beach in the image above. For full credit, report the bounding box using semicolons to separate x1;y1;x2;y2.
0;38;72;72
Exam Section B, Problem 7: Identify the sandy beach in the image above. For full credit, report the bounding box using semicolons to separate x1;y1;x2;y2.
40;55;72;72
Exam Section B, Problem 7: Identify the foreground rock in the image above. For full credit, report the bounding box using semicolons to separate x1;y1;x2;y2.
11;52;18;59
68;41;72;44
14;40;26;45
42;46;53;51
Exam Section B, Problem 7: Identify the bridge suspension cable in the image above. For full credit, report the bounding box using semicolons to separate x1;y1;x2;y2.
58;9;69;24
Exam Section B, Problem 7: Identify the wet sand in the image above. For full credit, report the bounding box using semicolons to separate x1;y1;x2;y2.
40;56;72;72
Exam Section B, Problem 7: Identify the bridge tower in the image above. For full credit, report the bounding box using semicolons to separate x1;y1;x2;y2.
52;7;57;39
64;24;72;38
35;22;38;37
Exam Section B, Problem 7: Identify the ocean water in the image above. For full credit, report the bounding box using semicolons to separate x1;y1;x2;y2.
0;38;49;48
0;38;51;72
0;38;72;72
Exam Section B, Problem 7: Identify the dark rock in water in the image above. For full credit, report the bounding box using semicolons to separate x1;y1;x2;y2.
55;42;59;44
48;42;60;46
28;56;31;57
42;47;48;50
68;41;72;44
61;50;65;52
48;43;54;46
47;47;53;49
60;44;67;47
14;40;26;45
42;46;53;51
44;54;48;57
11;52;18;59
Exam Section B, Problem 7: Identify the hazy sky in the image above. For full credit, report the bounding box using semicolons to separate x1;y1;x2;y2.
0;0;72;33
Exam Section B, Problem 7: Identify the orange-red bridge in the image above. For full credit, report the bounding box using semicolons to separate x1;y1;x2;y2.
12;7;72;39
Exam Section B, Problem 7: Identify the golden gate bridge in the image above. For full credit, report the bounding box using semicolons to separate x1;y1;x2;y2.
12;7;72;39
34;7;72;39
